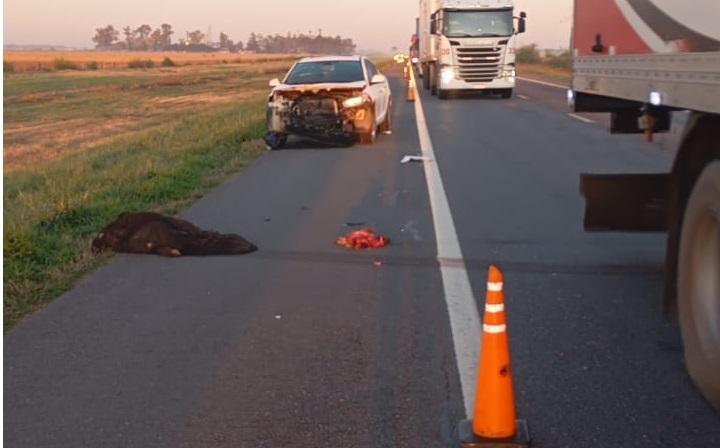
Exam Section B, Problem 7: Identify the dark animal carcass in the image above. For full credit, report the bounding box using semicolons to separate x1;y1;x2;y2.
91;212;257;257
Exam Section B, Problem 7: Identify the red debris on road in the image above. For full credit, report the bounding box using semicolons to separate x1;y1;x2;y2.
336;228;390;249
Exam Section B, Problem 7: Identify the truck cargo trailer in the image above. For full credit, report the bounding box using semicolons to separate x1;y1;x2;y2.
569;0;720;410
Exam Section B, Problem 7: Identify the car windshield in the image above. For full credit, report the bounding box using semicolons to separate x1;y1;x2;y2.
443;9;513;37
284;61;365;85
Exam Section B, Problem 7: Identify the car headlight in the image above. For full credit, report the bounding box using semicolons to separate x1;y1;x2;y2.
342;95;365;108
411;57;419;64
440;67;455;84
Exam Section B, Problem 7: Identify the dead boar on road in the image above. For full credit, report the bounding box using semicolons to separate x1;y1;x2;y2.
91;212;257;257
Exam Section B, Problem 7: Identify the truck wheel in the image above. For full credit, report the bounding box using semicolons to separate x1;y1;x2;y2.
430;64;438;96
500;89;513;99
438;89;449;100
358;111;377;145
678;160;720;410
422;64;430;90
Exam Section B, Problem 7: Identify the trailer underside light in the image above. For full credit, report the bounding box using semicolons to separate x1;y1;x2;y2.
649;91;662;106
567;89;575;107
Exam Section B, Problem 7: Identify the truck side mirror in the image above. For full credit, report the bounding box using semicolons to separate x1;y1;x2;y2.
430;13;437;35
517;12;527;34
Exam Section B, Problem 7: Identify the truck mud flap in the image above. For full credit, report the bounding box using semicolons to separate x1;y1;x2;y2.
580;173;670;232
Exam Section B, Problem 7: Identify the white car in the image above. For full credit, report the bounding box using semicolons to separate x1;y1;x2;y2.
264;56;392;149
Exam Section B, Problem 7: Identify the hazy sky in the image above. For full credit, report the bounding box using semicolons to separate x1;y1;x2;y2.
4;0;572;50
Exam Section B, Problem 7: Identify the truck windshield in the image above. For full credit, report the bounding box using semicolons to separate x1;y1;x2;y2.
443;9;513;37
285;61;365;85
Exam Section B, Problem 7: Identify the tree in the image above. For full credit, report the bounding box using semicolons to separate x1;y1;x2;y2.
92;25;119;49
159;24;174;49
246;32;260;52
219;32;233;50
123;26;135;50
135;24;152;50
150;28;163;51
234;40;244;52
187;30;205;45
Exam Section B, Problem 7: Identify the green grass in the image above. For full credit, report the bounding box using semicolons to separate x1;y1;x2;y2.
3;62;294;330
4;102;268;329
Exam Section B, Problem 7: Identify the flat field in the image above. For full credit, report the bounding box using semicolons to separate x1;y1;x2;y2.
3;51;296;72
3;56;296;328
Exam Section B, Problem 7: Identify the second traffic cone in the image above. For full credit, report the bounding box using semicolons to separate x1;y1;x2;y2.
458;265;530;447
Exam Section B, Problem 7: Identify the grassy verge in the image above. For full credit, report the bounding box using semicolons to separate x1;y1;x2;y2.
3;62;294;330
4;104;268;329
517;63;571;85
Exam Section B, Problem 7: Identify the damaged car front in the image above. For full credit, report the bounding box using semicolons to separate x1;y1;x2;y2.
264;57;390;149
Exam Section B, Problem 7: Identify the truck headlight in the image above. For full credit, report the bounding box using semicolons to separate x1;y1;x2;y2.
440;67;455;84
342;96;365;108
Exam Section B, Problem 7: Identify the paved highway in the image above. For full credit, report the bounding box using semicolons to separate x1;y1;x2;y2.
5;67;719;447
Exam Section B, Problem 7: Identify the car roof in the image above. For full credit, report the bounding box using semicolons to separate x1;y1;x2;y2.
297;55;364;63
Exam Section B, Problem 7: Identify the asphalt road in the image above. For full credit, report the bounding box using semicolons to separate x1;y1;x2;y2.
5;67;719;447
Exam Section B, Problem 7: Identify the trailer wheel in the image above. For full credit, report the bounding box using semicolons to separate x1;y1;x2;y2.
422;64;430;90
678;160;720;410
429;64;438;96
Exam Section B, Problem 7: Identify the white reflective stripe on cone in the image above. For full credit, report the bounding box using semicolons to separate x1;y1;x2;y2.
485;303;505;313
483;324;507;334
487;282;503;292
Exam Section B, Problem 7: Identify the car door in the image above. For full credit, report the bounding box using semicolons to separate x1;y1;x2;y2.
363;59;389;125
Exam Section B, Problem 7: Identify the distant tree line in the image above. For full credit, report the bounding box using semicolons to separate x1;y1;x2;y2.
92;25;356;54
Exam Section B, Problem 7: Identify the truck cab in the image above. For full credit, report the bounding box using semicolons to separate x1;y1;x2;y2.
419;0;526;99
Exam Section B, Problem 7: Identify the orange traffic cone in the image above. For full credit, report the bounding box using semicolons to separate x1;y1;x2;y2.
407;65;416;103
458;265;530;447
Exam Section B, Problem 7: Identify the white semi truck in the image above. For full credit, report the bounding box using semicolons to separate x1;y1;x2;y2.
569;0;720;409
418;0;526;99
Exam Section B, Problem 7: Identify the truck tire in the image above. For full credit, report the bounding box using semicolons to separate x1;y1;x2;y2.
264;132;287;150
422;64;430;90
500;89;513;99
429;64;438;96
678;159;720;410
438;88;449;100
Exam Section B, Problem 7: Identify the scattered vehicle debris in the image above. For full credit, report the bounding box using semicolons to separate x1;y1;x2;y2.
91;212;257;257
401;155;432;163
265;56;392;149
336;228;390;249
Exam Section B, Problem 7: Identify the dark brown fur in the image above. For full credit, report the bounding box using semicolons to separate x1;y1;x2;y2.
92;212;257;257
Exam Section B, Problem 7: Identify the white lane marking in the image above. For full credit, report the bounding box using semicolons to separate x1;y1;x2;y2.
517;76;567;90
517;94;529;100
568;113;596;124
483;324;507;334
411;69;482;418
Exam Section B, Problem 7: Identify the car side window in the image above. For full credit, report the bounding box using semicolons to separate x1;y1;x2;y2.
365;59;378;81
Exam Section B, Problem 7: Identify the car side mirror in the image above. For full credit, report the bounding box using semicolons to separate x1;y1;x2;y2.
269;78;280;87
370;74;387;85
517;12;527;34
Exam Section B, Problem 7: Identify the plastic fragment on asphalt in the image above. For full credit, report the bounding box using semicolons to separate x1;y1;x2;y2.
275;314;282;320
336;228;390;249
373;260;383;267
401;155;432;164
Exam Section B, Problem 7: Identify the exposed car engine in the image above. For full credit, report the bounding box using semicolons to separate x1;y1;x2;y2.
266;89;374;146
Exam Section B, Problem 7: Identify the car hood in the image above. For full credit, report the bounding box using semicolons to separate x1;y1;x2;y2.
272;80;367;93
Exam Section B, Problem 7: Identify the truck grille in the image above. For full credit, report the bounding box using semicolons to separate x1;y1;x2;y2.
456;47;502;83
